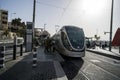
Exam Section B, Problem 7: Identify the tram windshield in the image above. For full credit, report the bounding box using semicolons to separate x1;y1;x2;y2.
65;26;85;49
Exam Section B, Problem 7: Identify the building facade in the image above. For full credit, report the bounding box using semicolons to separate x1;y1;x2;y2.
0;9;8;30
112;28;120;46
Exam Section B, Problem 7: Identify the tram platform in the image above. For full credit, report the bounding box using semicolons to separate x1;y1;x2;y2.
0;47;67;80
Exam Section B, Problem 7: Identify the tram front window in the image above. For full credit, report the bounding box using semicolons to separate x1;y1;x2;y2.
65;27;85;49
61;32;72;50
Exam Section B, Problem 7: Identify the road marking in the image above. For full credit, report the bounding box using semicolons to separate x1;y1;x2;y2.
79;70;90;80
85;52;120;66
85;59;120;80
90;59;101;63
70;61;90;80
113;61;120;64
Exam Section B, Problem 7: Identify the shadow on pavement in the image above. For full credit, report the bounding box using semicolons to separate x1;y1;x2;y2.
60;56;84;80
0;52;62;80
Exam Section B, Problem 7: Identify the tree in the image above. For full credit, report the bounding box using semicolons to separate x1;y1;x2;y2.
2;28;9;37
11;18;26;37
94;34;100;41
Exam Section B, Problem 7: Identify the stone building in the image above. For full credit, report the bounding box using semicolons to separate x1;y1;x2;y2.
0;9;8;30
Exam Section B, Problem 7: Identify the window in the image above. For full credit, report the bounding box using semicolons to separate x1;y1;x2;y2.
2;17;7;20
61;32;72;50
2;21;7;24
2;12;8;15
65;26;85;49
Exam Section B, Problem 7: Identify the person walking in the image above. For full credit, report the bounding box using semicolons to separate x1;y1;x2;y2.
44;37;49;53
51;40;55;52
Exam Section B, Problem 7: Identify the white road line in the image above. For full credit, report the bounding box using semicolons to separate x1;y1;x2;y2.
71;61;90;80
85;59;120;80
85;53;120;66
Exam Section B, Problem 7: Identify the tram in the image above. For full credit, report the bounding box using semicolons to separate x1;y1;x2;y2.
52;25;85;57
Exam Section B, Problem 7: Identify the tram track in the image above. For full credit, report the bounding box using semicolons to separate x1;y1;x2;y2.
84;52;120;77
60;55;90;80
60;53;120;80
83;57;120;80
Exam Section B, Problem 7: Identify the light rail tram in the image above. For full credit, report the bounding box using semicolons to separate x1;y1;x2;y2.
52;26;85;57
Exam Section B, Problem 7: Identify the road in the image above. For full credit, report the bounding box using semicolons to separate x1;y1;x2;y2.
60;51;120;80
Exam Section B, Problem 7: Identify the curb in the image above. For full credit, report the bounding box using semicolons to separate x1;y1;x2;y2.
86;49;120;60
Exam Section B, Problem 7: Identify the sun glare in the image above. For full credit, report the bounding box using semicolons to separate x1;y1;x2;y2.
81;0;106;15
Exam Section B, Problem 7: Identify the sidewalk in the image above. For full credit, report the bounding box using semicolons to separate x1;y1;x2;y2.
87;47;120;60
0;47;67;80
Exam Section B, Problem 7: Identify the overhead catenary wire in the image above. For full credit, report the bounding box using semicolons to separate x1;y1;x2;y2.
57;0;73;24
36;0;73;24
36;1;66;10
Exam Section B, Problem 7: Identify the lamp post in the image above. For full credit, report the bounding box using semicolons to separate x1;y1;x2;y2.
104;32;110;35
109;0;114;51
44;23;46;31
55;25;59;32
10;13;16;32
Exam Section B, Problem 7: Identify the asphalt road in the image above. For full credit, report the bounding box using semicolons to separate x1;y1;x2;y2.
60;51;120;80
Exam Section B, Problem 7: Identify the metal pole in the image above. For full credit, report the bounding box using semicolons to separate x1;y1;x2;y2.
13;36;17;60
32;0;36;48
32;0;37;68
0;46;5;68
55;25;59;32
32;47;37;68
20;44;23;56
13;45;16;60
44;23;46;31
10;13;16;32
109;0;114;51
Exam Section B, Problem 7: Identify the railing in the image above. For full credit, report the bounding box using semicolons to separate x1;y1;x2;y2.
0;42;25;62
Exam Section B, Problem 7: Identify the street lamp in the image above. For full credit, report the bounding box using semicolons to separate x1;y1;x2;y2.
104;31;110;35
44;23;46;31
10;13;16;32
10;13;16;21
55;25;59;32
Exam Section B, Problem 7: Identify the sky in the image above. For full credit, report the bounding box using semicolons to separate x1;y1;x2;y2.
0;0;120;41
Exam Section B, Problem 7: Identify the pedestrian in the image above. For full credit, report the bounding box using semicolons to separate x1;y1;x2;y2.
44;37;49;53
99;42;101;48
51;40;55;52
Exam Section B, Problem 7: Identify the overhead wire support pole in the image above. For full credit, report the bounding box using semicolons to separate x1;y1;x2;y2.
32;0;37;68
109;0;114;51
32;0;36;48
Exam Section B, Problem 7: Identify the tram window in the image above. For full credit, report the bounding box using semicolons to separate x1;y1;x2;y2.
61;32;71;50
65;27;84;49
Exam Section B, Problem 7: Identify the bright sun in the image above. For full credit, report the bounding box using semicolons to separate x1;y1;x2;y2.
81;0;106;15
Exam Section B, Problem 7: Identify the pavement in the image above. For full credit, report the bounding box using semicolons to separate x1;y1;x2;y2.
87;46;120;60
0;47;67;80
0;46;120;80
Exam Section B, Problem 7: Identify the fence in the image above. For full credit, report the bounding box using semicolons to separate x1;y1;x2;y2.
0;40;25;62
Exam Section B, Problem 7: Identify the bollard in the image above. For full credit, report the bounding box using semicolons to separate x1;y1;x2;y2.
13;45;16;60
0;46;5;68
20;44;23;56
32;47;37;68
13;36;17;60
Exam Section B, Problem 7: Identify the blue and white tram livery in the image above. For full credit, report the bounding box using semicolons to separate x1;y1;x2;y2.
52;25;85;57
